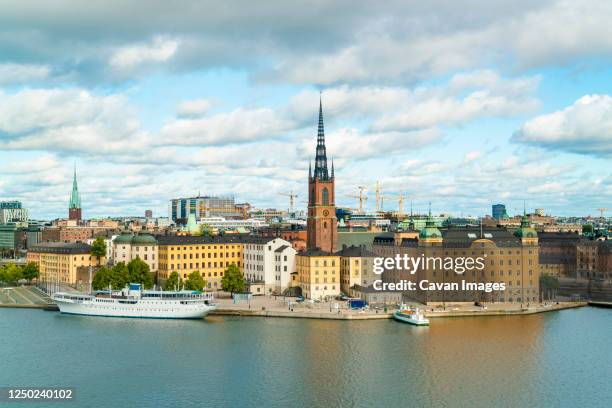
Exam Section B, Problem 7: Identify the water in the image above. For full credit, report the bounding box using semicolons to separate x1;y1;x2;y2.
1;307;611;408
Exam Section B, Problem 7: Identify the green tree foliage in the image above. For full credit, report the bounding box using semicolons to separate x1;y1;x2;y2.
91;267;112;290
127;258;153;288
90;236;107;264
111;262;129;289
540;273;560;290
22;262;39;282
0;263;23;284
185;271;206;291
221;263;245;294
163;272;182;291
197;224;214;237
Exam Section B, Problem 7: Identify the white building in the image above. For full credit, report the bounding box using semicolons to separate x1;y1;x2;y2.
243;237;296;295
86;235;117;264
112;233;158;273
198;217;268;231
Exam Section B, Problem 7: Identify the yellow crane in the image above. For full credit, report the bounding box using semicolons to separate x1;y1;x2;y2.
279;191;298;213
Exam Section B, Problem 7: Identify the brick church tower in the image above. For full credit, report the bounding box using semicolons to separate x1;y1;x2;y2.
307;96;337;253
68;165;82;223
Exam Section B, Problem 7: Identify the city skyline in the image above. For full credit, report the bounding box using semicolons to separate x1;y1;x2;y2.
1;1;611;219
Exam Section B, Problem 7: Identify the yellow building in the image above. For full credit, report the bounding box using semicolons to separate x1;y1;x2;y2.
157;235;245;290
27;242;103;286
296;249;340;300
337;245;377;297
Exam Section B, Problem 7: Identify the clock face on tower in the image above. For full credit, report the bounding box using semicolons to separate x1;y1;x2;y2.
323;210;329;216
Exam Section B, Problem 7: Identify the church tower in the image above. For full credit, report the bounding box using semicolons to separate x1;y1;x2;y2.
307;96;337;253
68;165;82;223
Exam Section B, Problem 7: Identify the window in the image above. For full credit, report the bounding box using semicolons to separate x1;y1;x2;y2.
322;187;329;205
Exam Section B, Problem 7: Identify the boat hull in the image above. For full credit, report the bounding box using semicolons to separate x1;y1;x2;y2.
55;299;217;319
393;312;429;326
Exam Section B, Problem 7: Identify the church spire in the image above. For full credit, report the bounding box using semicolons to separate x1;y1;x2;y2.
69;164;81;209
313;92;329;180
331;157;335;178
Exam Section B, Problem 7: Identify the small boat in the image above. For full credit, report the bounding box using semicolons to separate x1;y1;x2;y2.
393;307;429;326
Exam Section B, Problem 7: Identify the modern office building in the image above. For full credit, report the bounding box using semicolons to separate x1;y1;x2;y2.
0;201;28;224
168;195;240;223
492;204;507;220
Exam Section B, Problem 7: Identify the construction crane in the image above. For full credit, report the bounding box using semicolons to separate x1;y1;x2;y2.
597;208;608;219
381;194;406;215
375;181;381;212
346;186;368;212
278;191;298;213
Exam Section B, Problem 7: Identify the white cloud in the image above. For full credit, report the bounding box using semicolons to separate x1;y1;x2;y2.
176;99;212;118
0;63;50;85
0;88;148;154
158;107;295;146
513;94;612;156
109;36;179;70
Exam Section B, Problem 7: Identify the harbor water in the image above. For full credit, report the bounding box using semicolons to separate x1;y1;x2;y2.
1;307;611;407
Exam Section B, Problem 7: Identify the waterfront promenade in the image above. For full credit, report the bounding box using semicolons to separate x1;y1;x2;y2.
0;286;588;319
211;295;587;320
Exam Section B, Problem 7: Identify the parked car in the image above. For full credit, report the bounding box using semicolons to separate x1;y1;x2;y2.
295;296;305;302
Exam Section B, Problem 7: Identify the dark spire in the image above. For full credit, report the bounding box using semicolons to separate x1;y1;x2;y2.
308;159;312;179
331;157;335;178
313;92;329;180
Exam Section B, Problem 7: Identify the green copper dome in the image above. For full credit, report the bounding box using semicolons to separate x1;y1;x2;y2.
132;234;157;245
419;206;442;239
114;232;134;244
514;214;537;238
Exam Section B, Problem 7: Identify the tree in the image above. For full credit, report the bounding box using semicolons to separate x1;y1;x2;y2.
92;267;112;290
197;224;214;237
111;262;129;289
163;272;182;291
185;271;206;292
540;273;560;301
221;264;245;294
90;237;107;265
127;258;154;288
22;262;39;283
0;263;23;284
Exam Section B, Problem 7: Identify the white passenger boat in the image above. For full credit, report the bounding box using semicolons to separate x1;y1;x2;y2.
52;283;217;319
393;307;430;326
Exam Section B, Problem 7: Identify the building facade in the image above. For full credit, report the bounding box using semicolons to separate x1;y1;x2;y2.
0;201;28;224
27;242;103;287
337;245;377;297
112;233;157;272
157;235;245;290
373;215;540;305
169;196;240;223
296;249;340;300
492;204;507;220
243;237;296;294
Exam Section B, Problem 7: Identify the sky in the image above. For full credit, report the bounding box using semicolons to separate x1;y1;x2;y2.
0;0;611;220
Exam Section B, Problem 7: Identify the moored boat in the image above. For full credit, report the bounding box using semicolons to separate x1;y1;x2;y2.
393;307;429;326
52;283;217;319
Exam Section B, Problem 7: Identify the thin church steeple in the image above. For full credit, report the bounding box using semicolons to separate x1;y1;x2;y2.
313;93;329;180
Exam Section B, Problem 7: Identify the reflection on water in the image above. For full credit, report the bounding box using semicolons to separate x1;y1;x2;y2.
1;308;610;408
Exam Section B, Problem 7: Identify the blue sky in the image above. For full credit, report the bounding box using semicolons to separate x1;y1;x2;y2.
0;1;610;220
